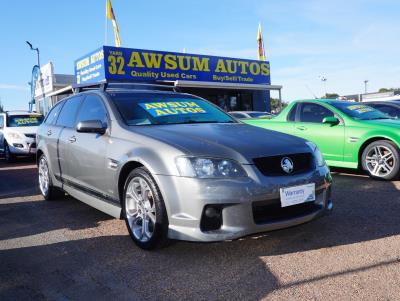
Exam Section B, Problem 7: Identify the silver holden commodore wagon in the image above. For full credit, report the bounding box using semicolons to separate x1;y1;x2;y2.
37;87;333;249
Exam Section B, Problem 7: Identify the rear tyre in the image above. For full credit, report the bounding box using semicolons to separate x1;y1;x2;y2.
38;154;64;200
361;140;400;180
122;167;169;250
4;142;15;163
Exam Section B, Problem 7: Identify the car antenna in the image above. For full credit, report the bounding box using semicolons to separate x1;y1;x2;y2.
304;84;318;99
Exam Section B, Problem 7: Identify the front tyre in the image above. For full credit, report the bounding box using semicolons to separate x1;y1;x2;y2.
362;140;400;180
38;154;64;200
4;142;15;163
122;167;169;250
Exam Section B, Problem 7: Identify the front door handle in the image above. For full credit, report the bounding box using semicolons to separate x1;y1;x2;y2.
296;126;307;131
47;130;52;136
68;136;76;143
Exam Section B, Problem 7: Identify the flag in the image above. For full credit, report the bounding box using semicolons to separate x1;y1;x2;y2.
106;0;121;47
257;23;265;61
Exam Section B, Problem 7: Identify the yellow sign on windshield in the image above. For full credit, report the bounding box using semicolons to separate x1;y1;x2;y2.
14;117;40;125
347;105;374;114
139;101;208;117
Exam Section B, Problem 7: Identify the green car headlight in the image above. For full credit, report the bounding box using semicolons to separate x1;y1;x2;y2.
176;157;247;178
306;142;326;167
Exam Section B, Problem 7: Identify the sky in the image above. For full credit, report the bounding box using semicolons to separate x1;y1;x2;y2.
0;0;399;110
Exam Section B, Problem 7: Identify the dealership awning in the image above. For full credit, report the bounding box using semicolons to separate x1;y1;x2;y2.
173;80;282;91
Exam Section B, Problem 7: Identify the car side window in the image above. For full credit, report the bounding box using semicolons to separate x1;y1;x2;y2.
287;104;298;121
373;105;400;119
45;100;65;125
76;94;108;126
56;96;84;128
0;115;4;128
299;103;334;123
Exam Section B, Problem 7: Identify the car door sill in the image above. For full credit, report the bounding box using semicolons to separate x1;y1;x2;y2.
55;175;121;218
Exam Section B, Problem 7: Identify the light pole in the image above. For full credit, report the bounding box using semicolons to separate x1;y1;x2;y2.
364;80;368;94
26;41;40;67
26;41;43;112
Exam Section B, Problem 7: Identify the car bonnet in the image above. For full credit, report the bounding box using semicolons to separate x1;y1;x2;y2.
133;123;311;164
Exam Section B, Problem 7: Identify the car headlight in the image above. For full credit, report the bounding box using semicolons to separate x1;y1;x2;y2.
176;157;247;178
306;142;326;167
6;131;23;140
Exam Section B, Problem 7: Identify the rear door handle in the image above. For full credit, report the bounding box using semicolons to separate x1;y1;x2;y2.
296;126;307;131
47;130;52;136
68;136;76;143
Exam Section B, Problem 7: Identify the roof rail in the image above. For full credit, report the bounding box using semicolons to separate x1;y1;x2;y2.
72;81;175;94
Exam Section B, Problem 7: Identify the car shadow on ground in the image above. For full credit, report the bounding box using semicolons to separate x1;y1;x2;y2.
1;168;400;300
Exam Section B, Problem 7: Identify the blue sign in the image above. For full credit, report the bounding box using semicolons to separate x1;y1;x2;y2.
75;46;271;86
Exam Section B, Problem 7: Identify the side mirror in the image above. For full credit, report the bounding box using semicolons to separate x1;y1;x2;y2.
76;120;106;135
322;116;339;125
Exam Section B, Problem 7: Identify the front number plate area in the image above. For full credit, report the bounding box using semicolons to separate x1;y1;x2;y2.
280;183;315;207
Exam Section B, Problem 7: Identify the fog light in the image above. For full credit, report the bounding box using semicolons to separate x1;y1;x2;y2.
200;205;223;232
13;143;23;148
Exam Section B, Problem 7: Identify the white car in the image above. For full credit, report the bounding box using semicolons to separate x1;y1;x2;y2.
0;111;43;162
229;111;274;119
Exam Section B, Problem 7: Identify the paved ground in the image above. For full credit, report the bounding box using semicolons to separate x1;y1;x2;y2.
1;159;400;301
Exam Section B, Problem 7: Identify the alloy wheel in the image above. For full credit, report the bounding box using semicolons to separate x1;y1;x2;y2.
125;176;156;242
365;145;395;178
38;157;50;196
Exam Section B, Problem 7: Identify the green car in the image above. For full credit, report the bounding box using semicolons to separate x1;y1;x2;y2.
243;99;400;180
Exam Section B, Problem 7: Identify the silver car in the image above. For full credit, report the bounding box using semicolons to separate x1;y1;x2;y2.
37;87;333;249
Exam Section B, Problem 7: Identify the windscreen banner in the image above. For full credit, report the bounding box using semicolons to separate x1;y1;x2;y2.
74;46;271;86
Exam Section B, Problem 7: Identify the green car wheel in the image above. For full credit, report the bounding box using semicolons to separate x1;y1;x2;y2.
361;140;400;180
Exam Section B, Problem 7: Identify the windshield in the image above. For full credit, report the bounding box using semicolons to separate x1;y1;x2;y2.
110;93;236;125
329;102;391;120
7;115;44;127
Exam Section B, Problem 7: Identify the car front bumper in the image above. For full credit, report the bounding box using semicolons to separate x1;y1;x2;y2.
155;164;333;242
8;139;36;155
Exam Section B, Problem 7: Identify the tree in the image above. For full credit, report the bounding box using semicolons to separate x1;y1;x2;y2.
0;98;4;113
270;98;288;113
323;93;339;99
378;88;394;93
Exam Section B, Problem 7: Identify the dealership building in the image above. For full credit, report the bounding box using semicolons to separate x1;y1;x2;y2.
33;46;282;115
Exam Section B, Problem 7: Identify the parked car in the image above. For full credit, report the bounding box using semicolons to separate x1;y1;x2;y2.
0;111;43;162
365;101;400;119
37;87;333;250
243;99;400;180
229;111;273;119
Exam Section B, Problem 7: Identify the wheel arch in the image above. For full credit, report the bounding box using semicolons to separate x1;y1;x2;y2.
117;161;144;207
117;160;171;220
358;136;398;168
36;148;44;166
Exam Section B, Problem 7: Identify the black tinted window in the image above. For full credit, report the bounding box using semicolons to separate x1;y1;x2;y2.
45;101;65;125
7;115;44;127
56;96;83;127
373;105;400;119
299;103;334;123
110;92;235;126
76;95;108;126
287;104;298;121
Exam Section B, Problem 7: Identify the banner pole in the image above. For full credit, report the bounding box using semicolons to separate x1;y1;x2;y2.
105;0;108;45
